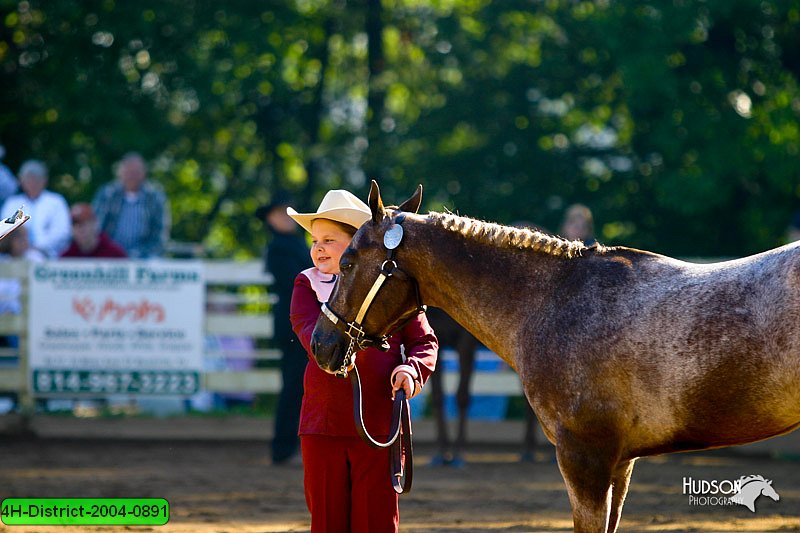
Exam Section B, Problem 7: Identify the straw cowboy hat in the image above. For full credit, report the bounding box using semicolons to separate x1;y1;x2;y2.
287;189;371;234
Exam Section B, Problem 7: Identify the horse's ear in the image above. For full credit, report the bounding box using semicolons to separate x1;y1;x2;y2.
398;184;423;214
368;179;385;224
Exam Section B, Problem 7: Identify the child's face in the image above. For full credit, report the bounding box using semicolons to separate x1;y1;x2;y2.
309;219;353;275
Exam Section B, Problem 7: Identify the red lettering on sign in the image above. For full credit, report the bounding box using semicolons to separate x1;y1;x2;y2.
72;297;166;323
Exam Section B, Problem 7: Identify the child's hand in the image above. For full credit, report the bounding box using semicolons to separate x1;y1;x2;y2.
391;370;415;400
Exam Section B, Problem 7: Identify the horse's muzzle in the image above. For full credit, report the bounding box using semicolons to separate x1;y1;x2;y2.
310;318;348;374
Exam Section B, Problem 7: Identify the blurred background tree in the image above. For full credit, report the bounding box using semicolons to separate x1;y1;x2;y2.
1;0;798;258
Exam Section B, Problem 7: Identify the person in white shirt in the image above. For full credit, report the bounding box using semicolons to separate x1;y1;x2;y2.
1;160;71;258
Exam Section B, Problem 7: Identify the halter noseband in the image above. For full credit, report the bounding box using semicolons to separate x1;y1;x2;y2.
320;215;425;377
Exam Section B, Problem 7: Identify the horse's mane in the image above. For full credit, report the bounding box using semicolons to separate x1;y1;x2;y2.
739;475;770;485
426;211;592;259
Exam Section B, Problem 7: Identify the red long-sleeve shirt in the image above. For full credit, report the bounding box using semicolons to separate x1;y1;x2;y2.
290;271;438;437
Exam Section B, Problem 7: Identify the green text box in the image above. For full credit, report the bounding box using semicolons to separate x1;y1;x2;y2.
1;498;169;525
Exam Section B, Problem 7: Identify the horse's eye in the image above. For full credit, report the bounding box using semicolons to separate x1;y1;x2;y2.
340;262;353;272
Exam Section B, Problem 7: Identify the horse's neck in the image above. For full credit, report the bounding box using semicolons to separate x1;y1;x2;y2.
738;482;762;498
407;219;562;370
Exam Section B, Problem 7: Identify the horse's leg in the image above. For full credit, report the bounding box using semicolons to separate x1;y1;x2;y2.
521;404;537;462
428;361;452;465
556;430;619;533
607;458;635;533
453;336;476;465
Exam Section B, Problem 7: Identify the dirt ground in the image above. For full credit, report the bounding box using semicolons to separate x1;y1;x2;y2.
1;423;799;533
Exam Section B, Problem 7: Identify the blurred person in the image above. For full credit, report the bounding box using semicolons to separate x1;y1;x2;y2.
92;153;174;416
0;224;45;264
60;203;127;258
0;145;18;203
92;152;169;259
559;203;596;246
0;160;71;258
256;191;312;465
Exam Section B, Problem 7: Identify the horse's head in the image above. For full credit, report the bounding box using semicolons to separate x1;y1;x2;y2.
732;475;781;512
760;479;780;502
310;181;426;375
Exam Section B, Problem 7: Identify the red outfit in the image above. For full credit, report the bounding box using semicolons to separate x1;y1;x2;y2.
290;269;438;533
60;232;127;258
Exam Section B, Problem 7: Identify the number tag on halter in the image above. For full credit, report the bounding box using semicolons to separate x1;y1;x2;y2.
384;224;404;250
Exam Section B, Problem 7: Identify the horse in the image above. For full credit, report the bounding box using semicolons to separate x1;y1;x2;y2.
426;306;539;465
730;475;780;513
310;181;800;533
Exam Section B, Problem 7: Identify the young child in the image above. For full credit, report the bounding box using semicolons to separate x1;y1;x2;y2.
288;189;438;532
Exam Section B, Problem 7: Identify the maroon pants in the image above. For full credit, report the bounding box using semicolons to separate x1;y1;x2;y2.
301;434;399;533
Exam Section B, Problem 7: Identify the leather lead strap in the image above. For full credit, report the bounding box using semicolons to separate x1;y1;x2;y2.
390;394;413;494
350;365;413;494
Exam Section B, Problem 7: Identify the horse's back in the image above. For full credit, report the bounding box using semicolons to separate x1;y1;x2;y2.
594;240;800;335
523;241;800;457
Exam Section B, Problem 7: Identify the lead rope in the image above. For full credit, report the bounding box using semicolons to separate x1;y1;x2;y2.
350;364;413;494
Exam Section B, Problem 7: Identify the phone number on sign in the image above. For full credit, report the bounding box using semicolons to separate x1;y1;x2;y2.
32;370;199;394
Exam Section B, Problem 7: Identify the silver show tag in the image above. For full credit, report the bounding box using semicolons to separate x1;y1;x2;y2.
383;224;404;250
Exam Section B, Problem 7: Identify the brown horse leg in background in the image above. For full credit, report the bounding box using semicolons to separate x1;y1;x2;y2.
426;360;451;464
452;328;480;464
427;308;476;466
522;404;538;462
427;308;537;465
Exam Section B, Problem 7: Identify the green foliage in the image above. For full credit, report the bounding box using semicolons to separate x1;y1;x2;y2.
2;0;799;258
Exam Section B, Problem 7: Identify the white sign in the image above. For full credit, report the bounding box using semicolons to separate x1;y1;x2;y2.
28;260;205;395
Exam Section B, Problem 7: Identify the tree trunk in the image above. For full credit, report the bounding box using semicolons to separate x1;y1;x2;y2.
300;16;334;211
363;0;386;185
